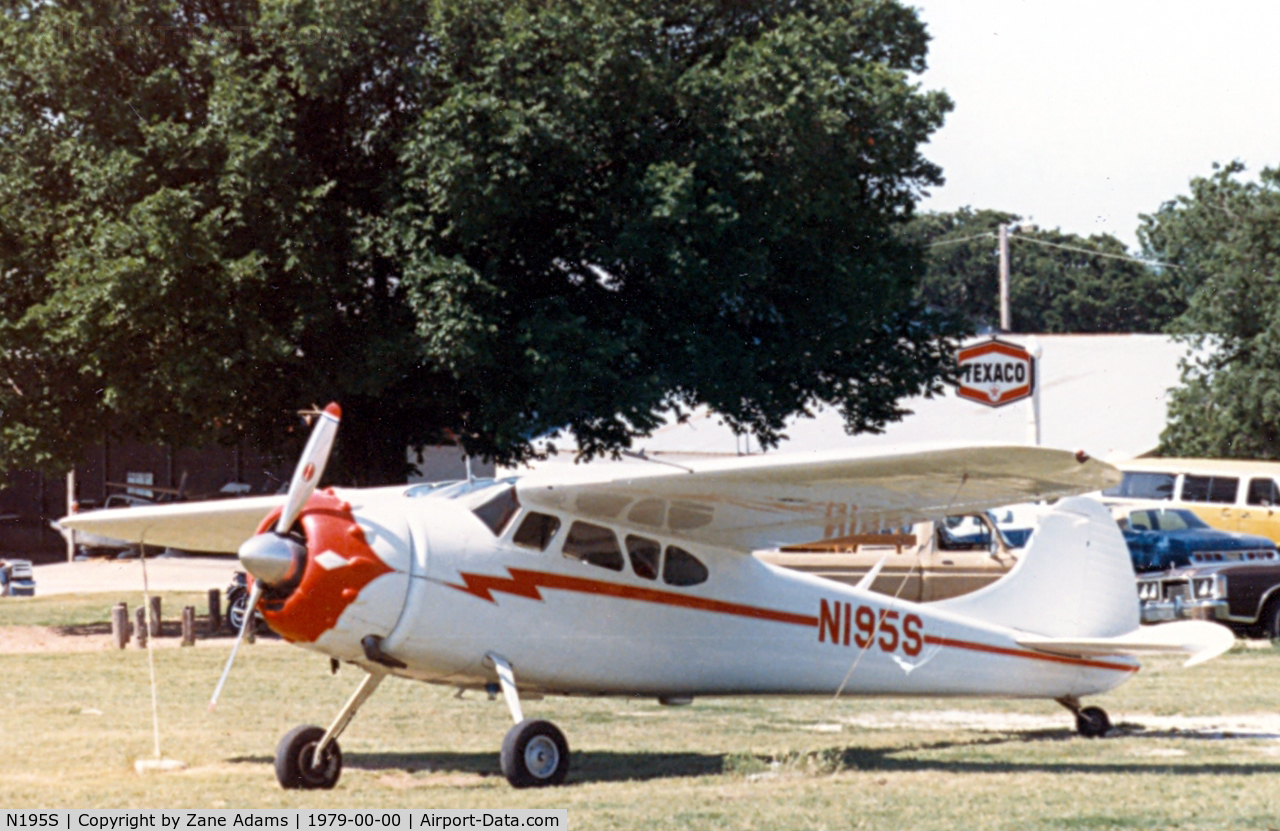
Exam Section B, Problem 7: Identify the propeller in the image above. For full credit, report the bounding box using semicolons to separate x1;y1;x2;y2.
208;402;342;711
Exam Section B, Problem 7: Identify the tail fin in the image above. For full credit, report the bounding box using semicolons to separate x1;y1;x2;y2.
934;496;1138;638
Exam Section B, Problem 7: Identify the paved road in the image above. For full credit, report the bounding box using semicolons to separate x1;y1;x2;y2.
28;556;239;595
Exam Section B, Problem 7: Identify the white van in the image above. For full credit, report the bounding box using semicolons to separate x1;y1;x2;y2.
1102;458;1280;542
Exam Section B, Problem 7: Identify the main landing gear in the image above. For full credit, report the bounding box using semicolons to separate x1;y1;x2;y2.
490;653;571;788
274;653;570;790
1057;696;1112;738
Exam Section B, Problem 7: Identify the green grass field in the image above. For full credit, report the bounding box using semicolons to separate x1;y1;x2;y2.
1;593;1278;829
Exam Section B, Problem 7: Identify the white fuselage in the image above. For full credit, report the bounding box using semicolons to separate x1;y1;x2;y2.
303;485;1136;702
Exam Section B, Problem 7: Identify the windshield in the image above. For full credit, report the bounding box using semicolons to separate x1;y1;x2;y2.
1126;508;1210;531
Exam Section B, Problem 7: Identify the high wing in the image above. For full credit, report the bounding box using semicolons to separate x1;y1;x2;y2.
516;442;1119;552
57;494;286;554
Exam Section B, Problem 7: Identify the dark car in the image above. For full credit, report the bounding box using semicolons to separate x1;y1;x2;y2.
1117;506;1280;637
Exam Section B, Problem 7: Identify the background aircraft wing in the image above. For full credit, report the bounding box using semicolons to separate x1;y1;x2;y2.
57;495;286;554
515;443;1119;552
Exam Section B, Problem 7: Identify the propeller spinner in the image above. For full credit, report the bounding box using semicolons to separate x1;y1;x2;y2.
208;402;342;711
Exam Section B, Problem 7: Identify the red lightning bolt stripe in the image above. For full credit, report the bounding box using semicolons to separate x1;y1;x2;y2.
447;567;820;627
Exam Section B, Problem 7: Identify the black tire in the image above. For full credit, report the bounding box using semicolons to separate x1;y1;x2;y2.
275;725;342;790
1266;599;1280;642
1076;706;1111;738
226;594;262;635
500;719;570;788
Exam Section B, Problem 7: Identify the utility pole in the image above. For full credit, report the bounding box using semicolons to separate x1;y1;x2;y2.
998;223;1011;331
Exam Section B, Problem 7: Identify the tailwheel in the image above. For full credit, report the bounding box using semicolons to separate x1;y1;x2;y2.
500;719;570;788
1075;706;1112;738
276;725;342;789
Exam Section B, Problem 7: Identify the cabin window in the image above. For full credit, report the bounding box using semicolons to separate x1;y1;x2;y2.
1102;472;1175;500
663;546;708;586
472;486;521;535
562;522;625;571
1181;475;1239;504
512;512;561;550
1247;478;1280;507
626;535;661;580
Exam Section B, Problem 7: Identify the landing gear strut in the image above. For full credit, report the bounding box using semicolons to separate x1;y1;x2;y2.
276;669;386;789
1057;696;1112;738
489;653;570;788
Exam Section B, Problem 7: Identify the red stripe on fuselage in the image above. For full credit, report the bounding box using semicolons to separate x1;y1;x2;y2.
447;567;819;627
447;567;1137;674
922;634;1138;674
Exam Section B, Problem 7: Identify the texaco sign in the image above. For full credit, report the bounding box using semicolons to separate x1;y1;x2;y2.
955;339;1035;407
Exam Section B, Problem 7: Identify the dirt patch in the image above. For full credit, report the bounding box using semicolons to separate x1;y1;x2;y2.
0;625;116;653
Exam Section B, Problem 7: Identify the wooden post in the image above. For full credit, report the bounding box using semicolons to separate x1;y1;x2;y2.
134;607;148;648
111;603;129;650
148;596;162;637
207;588;222;633
65;468;77;562
181;606;195;646
245;614;255;645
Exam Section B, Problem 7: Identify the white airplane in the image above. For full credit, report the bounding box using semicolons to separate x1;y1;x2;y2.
60;404;1233;790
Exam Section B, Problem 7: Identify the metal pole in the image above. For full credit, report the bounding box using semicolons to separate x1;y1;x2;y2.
998;223;1011;331
1026;336;1043;446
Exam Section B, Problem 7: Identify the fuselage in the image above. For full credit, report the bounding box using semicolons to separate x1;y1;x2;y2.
268;480;1137;702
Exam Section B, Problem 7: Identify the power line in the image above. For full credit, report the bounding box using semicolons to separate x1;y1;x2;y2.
1008;234;1185;270
925;229;1185;270
927;232;994;248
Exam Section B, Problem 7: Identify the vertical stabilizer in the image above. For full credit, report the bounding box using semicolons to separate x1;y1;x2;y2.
934;497;1138;638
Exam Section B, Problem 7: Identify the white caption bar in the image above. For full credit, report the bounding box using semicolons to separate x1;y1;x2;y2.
1;812;567;831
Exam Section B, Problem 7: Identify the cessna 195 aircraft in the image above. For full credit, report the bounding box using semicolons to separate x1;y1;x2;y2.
60;404;1233;790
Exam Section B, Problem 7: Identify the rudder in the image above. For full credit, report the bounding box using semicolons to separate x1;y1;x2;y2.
933;496;1138;639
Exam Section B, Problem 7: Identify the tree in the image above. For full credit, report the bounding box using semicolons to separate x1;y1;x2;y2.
0;0;958;482
1141;162;1280;458
905;207;1185;333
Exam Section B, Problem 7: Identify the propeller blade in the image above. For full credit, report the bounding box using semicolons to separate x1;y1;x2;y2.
275;402;342;535
208;581;263;712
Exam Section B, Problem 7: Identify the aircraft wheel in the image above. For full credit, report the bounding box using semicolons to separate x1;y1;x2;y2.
276;725;342;789
1075;706;1111;738
501;719;569;788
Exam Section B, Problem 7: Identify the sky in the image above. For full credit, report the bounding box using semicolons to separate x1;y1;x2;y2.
908;1;1280;250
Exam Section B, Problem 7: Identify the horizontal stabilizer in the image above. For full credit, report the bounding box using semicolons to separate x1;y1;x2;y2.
1016;620;1235;668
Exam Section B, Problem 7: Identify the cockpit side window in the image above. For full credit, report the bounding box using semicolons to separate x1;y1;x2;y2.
562;521;625;571
513;512;561;550
663;545;708;586
472;486;521;536
625;535;661;580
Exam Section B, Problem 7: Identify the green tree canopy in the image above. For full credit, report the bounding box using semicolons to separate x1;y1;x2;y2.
0;0;957;482
1142;162;1280;458
905;207;1185;334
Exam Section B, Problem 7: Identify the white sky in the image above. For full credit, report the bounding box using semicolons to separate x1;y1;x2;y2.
909;1;1280;249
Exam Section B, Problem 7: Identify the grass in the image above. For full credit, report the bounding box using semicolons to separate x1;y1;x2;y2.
0;597;1278;828
0;591;217;628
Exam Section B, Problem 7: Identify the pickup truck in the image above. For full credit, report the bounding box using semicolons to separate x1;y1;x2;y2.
755;514;1021;603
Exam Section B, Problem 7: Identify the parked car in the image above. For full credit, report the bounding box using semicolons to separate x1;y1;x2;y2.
755;513;1022;602
0;558;35;596
1114;506;1280;638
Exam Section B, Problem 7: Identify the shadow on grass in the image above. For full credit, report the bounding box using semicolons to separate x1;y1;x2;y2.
227;732;1280;784
228;750;724;782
